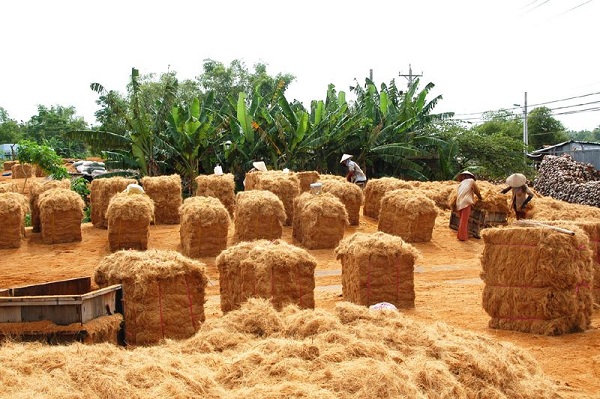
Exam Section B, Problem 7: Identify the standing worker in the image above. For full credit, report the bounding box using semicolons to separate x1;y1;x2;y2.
455;170;482;241
501;173;534;220
340;154;367;188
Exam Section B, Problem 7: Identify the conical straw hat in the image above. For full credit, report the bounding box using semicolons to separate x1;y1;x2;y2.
340;154;353;163
506;173;527;187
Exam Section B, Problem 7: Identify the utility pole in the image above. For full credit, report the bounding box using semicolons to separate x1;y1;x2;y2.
399;64;423;89
369;69;373;80
523;91;528;149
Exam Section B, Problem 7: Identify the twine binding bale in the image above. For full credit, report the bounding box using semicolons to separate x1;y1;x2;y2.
38;188;85;244
378;189;437;242
249;171;301;225
335;232;420;309
321;179;363;225
29;179;71;233
216;239;316;313
480;225;593;335
106;192;154;252
292;192;348;249
179;196;230;257
363;177;413;219
0;192;29;248
11;163;35;179
233;190;286;242
296;171;320;193
195;173;236;218
94;249;208;346
90;177;137;229
141;174;182;224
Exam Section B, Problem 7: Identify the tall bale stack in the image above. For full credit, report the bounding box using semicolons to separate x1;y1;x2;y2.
179;196;230;257
480;225;593;335
90;177;137;228
296;171;320;192
250;171;301;225
216;239;316;313
3;160;18;171
141;174;182;224
321;179;363;225
233;190;286;242
195;173;236;218
0;181;18;193
106;192;154;252
335;232;419;309
38;188;85;244
378;189;437;242
94;249;208;346
11;163;35;178
292;192;348;249
363;177;412;219
243;170;262;190
29;179;71;233
0;192;29;248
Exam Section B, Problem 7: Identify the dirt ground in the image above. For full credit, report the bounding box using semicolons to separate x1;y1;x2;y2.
1;177;599;397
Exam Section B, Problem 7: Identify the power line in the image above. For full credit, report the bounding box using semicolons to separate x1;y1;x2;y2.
554;0;594;17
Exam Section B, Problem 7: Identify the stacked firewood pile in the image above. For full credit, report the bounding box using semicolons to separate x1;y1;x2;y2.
534;154;600;207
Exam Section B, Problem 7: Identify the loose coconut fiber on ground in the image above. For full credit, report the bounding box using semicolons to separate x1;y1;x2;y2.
0;192;29;248
11;163;35;178
321;179;363;225
179;196;230;257
216;240;316;313
233;190;286;242
526;196;600;221
29;179;71;233
195;173;236;217
250;171;301;226
141;174;182;224
378;189;437;242
363;177;413;219
296;170;320;192
0;299;563;399
336;232;419;309
38;188;85;244
292;192;348;249
94;249;208;346
480;225;593;335
106;193;155;252
90;177;137;229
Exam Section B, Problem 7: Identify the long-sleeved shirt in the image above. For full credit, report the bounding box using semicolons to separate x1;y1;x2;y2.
456;178;481;211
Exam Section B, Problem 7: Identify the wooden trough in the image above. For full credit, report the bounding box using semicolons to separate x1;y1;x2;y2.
0;277;122;344
449;208;508;239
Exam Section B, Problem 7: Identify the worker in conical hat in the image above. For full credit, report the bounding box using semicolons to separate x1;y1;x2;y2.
501;173;534;220
340;154;367;188
455;170;482;241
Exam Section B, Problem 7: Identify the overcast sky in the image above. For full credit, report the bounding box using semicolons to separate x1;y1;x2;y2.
1;0;599;132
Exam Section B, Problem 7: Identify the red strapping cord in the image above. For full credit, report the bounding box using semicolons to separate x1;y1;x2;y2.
184;276;196;329
158;281;165;339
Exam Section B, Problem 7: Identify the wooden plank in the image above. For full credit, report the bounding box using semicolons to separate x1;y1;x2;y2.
20;305;82;325
0;289;10;297
0;306;21;322
11;277;91;297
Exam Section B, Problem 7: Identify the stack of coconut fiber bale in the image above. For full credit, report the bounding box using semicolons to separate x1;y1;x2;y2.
29;179;71;233
233;190;286;242
11;163;35;178
179;196;230;257
292;192;348;249
378;188;437;242
336;232;419;309
216;239;316;313
38;188;85;244
320;179;363;225
90;177;137;228
141;175;182;224
363;177;413;219
94;249;208;346
480;224;593;335
245;171;300;226
295;170;320;193
106;192;155;252
195;173;236;218
0;192;29;248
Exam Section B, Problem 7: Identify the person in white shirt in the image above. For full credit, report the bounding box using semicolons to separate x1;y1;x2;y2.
455;170;482;241
340;154;367;188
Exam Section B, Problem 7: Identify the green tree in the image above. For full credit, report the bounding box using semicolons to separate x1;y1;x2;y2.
474;110;522;141
0;107;24;146
527;106;568;150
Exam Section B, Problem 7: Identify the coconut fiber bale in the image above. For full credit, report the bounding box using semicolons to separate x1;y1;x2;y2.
3;160;18;171
195;173;236;218
11;163;35;179
0;181;18;193
292;192;348;249
29;179;71;233
363;177;413;219
90;177;137;229
526;196;600;221
480;225;593;335
38;188;85;244
321;179;363;225
216;239;316;313
141;174;182;224
378;189;438;243
251;171;301;226
335;232;420;309
179;196;230;257
94;249;208;346
0;192;29;248
416;180;459;210
106;192;155;252
296;171;320;193
233;190;286;242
